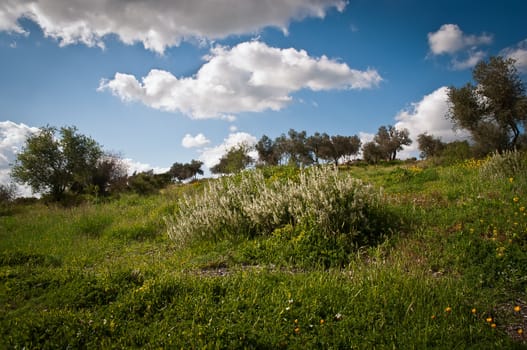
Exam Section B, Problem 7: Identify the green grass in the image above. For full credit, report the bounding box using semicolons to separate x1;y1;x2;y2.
1;157;527;348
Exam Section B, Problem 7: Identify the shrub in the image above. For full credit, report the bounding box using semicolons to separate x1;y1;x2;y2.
479;150;527;181
166;167;395;258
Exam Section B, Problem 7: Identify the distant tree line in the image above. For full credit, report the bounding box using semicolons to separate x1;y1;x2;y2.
8;55;525;202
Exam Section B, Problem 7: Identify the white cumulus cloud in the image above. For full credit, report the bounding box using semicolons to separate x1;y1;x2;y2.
0;0;346;53
428;24;492;55
394;87;470;158
427;24;492;70
122;158;169;175
501;39;527;73
199;132;258;168
182;133;211;148
0;120;39;196
99;41;382;119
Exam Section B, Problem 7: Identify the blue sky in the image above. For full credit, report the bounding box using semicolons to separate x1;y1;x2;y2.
1;0;527;192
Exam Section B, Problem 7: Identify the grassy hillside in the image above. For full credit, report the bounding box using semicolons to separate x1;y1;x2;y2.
1;153;527;349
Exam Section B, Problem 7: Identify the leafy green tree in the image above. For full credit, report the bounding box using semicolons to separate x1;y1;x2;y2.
255;135;280;166
447;56;527;152
170;160;203;182
188;160;204;180
441;140;472;163
307;132;330;164
127;170;171;195
275;129;312;167
91;153;128;195
210;144;253;175
11;126;103;201
324;135;362;165
0;183;16;203
372;125;412;161
417;133;445;159
362;141;384;164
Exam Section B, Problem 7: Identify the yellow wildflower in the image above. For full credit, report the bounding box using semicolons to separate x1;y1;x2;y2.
513;197;519;203
491;323;497;328
486;317;493;323
518;328;524;335
514;305;521;312
471;308;477;314
445;306;452;313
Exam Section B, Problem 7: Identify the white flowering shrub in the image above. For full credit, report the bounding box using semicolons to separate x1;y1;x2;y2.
479;150;527;180
166;166;392;251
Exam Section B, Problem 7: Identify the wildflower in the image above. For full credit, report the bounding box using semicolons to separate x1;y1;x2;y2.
294;319;299;325
294;327;300;334
513;197;519;203
471;308;477;314
509;177;514;183
514;305;521;312
431;315;436;320
320;319;325;325
520;207;525;212
445;306;452;313
335;313;343;321
518;328;524;335
486;317;493;323
491;323;497;328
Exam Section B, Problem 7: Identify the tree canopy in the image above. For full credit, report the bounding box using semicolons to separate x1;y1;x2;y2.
210;145;253;175
11;126;125;200
447;56;527;153
12;127;98;200
362;125;411;163
169;160;204;182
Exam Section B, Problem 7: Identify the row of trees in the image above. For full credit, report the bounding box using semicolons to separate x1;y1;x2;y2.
210;126;412;175
9;126;208;200
6;123;415;199
8;56;525;201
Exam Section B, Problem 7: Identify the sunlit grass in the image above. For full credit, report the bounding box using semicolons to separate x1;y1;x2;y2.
1;153;527;348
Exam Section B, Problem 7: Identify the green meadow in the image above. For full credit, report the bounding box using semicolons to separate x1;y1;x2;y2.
1;152;527;349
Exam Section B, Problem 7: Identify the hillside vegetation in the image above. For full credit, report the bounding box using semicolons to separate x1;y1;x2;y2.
1;151;527;349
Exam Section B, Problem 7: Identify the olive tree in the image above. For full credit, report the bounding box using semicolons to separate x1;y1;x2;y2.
210;144;254;175
447;56;527;153
11;126;103;201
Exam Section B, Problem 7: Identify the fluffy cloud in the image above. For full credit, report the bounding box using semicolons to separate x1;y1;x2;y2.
99;41;382;119
121;158;169;175
199;132;258;168
0;120;39;196
0;0;346;53
182;133;211;148
427;24;492;70
428;24;492;55
394;87;470;158
501;39;527;73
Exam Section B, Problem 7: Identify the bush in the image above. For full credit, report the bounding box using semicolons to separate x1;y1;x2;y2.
166;167;396;262
479;150;527;181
